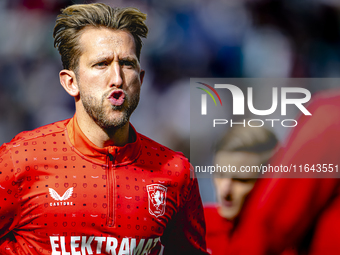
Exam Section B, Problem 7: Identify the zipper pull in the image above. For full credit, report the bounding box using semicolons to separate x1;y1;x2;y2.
108;153;114;162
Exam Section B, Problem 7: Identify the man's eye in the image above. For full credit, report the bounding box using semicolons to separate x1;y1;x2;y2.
232;178;255;183
96;62;108;67
119;60;134;67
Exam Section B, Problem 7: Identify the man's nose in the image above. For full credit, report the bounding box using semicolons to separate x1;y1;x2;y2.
221;178;232;195
110;62;123;88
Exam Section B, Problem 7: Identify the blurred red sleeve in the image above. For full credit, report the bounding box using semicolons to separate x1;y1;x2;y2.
229;90;340;255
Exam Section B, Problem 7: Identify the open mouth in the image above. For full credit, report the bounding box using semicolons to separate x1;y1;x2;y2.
108;90;125;106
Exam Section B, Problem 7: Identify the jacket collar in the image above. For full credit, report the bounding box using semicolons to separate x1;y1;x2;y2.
66;115;142;166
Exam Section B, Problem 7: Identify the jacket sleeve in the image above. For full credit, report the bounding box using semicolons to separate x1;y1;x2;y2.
229;92;340;255
161;165;208;255
0;144;21;239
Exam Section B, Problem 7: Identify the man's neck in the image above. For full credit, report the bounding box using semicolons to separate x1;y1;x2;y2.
76;113;130;148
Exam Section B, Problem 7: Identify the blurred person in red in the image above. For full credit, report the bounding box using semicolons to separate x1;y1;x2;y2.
205;125;281;254
0;3;207;255
229;90;340;255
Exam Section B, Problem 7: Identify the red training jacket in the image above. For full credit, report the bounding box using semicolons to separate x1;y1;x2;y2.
0;116;207;255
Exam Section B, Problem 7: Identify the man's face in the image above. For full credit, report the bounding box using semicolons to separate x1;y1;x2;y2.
213;151;260;220
75;27;144;130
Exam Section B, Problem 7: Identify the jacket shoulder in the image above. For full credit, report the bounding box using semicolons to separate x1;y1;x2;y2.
309;89;340;109
138;133;189;162
4;119;70;148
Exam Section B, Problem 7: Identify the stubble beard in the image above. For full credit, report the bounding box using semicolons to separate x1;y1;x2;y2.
80;89;140;132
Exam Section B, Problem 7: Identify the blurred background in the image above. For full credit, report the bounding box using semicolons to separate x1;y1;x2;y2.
1;0;340;203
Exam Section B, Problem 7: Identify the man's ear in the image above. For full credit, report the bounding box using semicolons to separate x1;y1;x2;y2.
59;69;79;97
140;69;145;85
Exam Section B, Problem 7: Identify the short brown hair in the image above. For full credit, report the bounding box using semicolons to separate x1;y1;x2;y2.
216;125;278;154
53;3;148;71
